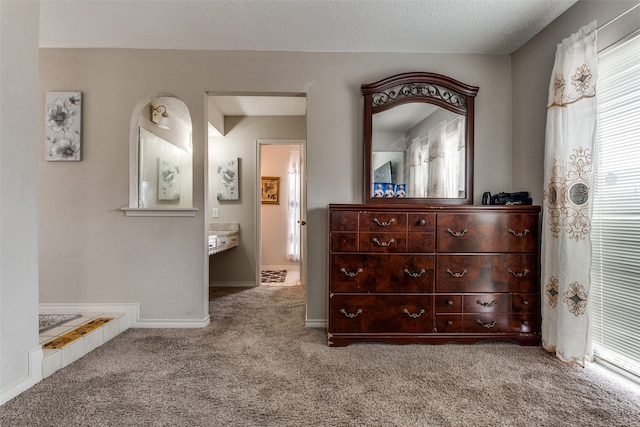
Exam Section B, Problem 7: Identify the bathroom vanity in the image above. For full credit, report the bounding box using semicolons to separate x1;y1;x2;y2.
208;223;239;255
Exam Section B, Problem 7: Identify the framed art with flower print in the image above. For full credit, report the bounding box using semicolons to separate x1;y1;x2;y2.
45;91;82;161
261;176;280;204
217;157;239;200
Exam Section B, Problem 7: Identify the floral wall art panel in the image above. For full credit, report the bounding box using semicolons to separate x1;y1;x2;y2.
45;91;82;161
217;158;239;200
158;157;181;201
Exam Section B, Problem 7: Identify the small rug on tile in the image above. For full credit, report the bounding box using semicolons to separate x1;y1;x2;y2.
39;314;81;333
42;318;114;350
261;270;287;283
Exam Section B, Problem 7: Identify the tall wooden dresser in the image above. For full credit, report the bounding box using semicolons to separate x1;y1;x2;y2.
328;204;541;347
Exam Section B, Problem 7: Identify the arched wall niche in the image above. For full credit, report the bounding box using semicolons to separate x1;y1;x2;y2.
125;94;195;214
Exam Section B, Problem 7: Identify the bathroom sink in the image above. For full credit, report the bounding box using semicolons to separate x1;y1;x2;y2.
208;223;239;255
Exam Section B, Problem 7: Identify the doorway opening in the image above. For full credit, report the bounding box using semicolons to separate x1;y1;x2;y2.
206;94;307;293
258;140;305;286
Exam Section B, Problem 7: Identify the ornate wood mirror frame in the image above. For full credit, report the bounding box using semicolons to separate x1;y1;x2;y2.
362;72;479;205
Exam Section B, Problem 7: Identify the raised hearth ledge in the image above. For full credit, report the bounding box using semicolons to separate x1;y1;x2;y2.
121;207;198;217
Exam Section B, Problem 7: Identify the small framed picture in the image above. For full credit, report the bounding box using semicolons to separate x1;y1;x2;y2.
394;184;406;198
261;176;280;204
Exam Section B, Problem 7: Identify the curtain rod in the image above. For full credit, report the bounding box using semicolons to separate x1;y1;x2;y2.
597;2;640;31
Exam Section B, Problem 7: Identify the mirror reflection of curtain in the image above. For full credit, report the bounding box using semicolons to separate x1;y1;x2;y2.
444;118;464;197
408;137;426;197
286;150;301;262
407;118;464;198
427;121;447;198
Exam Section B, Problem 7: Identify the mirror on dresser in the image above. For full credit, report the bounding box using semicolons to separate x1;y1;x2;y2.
362;72;479;205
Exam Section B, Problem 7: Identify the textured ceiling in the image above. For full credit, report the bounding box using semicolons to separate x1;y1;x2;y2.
40;0;577;55
40;0;577;118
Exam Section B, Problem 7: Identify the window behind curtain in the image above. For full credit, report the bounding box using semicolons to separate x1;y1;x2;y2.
591;31;640;378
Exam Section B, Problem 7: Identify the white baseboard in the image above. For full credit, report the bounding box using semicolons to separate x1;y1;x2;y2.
1;346;43;405
39;302;139;324
134;316;210;328
262;264;299;271
210;281;256;288
39;302;209;328
305;319;327;329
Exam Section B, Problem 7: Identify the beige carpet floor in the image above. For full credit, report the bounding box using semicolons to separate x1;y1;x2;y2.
1;285;639;426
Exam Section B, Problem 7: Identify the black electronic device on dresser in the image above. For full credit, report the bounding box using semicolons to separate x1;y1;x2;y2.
327;72;541;347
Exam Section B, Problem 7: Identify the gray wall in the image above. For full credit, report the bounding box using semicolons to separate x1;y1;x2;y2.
1;0;40;397
38;49;512;324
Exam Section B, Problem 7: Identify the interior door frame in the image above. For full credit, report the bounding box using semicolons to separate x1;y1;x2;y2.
256;138;307;287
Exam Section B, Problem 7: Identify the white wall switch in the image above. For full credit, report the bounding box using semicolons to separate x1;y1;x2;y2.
212;208;219;218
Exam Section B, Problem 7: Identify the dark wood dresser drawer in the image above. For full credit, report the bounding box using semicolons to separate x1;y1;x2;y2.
359;212;407;232
330;232;358;252
407;233;435;253
435;295;462;313
437;213;538;253
463;293;510;313
330;254;434;293
329;294;433;333
408;213;436;232
511;314;538;333
359;232;407;252
512;293;539;313
435;315;463;333
462;313;510;333
330;210;358;232
436;254;538;293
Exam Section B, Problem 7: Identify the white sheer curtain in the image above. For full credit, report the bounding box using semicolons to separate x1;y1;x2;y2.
408;137;426;197
427;121;447;198
444;118;464;197
286;150;301;262
541;21;598;365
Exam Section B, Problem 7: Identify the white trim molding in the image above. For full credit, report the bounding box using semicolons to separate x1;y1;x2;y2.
121;207;198;217
1;346;43;405
39;302;209;328
305;319;327;329
134;316;210;328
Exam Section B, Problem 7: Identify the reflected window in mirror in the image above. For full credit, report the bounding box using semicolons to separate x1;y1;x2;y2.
363;73;478;205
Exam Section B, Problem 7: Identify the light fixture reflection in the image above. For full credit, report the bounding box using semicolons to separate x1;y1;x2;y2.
150;104;170;129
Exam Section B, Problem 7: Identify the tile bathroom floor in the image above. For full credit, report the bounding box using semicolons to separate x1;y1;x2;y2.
39;310;129;378
261;267;300;286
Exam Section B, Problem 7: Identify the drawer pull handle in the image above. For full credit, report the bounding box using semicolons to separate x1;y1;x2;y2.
372;217;395;227
419;219;426;226
404;268;426;278
403;308;426;319
340;268;363;278
446;268;467;278
447;228;468;237
447;300;454;306
476;300;498;308
508;228;530;237
340;308;362;319
447;320;453;326
372;237;395;247
476;319;498;329
522;300;529;305
508;268;530;278
523;320;529;325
